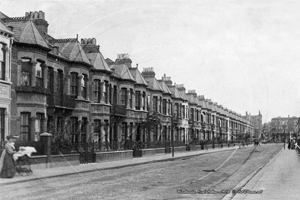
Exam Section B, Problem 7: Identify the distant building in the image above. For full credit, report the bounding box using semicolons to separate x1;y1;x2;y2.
270;116;299;138
243;111;262;138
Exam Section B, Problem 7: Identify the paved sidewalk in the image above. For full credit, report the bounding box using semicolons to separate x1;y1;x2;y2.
230;147;300;200
0;146;239;186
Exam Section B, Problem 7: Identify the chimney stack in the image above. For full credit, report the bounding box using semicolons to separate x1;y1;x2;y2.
53;46;59;55
162;74;172;86
115;54;132;68
141;67;155;78
26;11;49;35
81;38;100;53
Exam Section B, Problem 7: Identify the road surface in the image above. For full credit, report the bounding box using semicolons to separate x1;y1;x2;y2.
1;143;282;200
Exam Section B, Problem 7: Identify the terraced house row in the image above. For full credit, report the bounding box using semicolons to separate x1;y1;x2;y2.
0;11;257;151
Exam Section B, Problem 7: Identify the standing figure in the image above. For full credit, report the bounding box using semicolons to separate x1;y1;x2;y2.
288;139;291;150
0;135;18;178
291;139;295;150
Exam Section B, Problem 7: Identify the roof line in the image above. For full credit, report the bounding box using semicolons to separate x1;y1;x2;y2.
30;21;38;47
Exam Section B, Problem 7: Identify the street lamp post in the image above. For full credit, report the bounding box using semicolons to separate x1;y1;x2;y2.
201;122;206;149
211;124;215;149
283;124;286;149
171;115;178;157
171;125;174;157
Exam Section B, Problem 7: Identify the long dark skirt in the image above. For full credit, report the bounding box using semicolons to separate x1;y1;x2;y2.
0;151;16;178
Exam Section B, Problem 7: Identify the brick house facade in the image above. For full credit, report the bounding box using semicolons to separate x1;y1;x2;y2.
0;11;255;151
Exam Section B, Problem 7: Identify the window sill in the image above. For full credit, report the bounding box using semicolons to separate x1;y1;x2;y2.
0;79;12;85
75;97;90;102
91;102;111;106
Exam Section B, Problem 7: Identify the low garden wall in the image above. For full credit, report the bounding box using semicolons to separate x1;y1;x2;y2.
142;148;165;156
30;153;80;170
95;150;133;162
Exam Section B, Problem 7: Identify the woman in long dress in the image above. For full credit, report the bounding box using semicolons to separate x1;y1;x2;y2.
0;135;18;178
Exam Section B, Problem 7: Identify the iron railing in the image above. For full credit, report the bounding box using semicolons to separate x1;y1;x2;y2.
47;93;75;109
15;85;50;95
91;140;187;152
111;104;127;116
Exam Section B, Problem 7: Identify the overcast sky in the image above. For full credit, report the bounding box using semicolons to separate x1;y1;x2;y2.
1;0;300;122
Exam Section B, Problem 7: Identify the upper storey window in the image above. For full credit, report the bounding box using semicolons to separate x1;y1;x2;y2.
121;88;127;106
0;43;6;80
103;81;109;103
21;58;31;86
135;91;141;110
71;72;78;97
153;96;158;112
93;79;101;103
81;74;87;99
36;61;43;88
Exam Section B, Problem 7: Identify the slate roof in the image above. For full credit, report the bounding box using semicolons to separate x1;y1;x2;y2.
143;77;163;92
0;19;13;35
187;94;198;105
0;12;9;19
158;80;172;95
53;39;91;65
197;97;204;108
178;90;188;101
211;102;217;113
168;86;183;100
4;20;49;49
217;105;222;115
214;104;220;114
129;68;148;86
87;52;111;72
223;108;229;117
205;100;211;111
110;64;135;81
219;106;226;116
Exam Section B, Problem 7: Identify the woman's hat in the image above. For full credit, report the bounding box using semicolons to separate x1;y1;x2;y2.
6;135;19;140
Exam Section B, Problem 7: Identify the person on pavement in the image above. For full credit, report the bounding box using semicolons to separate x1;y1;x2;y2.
290;139;295;150
0;135;18;178
288;139;291;150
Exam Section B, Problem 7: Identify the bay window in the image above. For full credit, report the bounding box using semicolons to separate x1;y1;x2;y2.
121;88;127;106
36;61;43;87
21;58;31;86
135;91;141;110
103;81;108;103
163;99;167;115
0;43;6;80
153;96;158;112
70;72;78;97
93;79;101;102
20;112;30;141
70;117;78;144
81;74;87;99
0;108;5;142
129;89;133;108
56;70;63;94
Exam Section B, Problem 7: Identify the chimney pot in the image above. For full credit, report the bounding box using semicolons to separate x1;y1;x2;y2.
53;46;59;55
87;38;91;44
38;11;44;19
92;38;96;45
34;11;39;19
